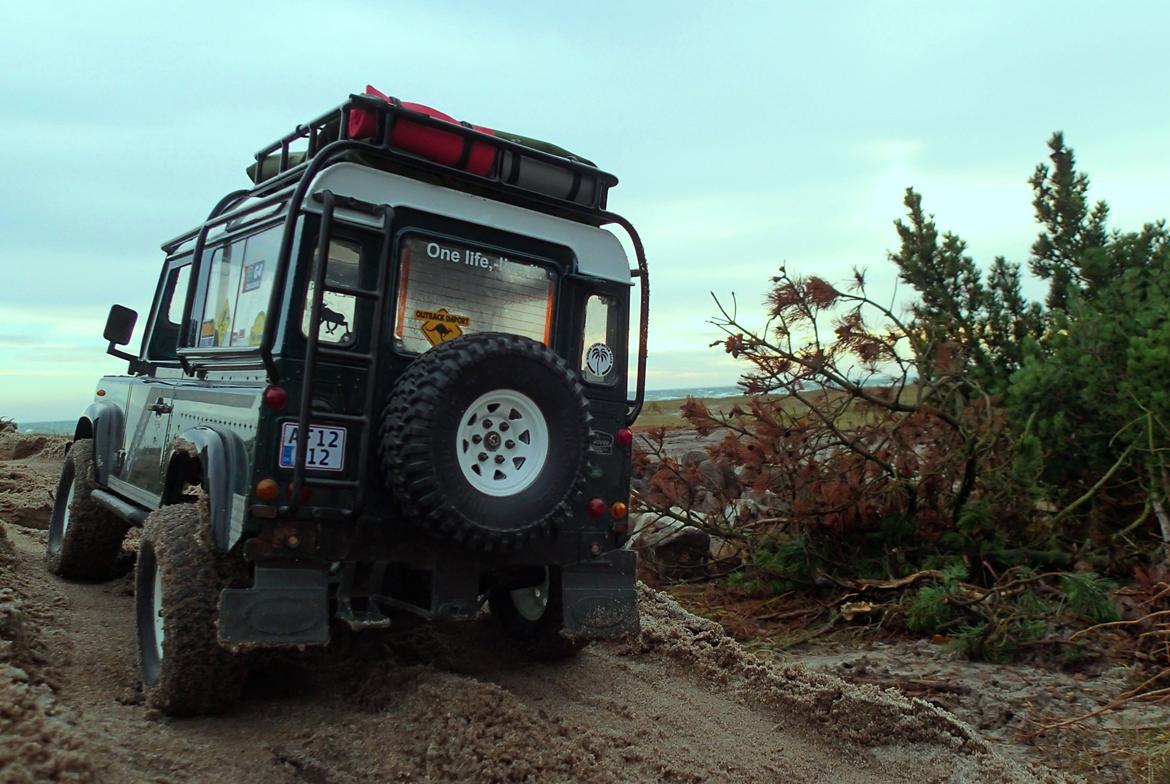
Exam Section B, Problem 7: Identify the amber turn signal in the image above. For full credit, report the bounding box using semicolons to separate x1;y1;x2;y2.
255;478;279;501
610;501;627;519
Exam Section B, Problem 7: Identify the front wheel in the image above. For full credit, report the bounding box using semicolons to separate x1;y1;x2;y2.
46;439;127;580
136;499;246;715
488;567;584;659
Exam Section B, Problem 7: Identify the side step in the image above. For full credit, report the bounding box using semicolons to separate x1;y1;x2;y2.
90;488;147;525
218;567;330;648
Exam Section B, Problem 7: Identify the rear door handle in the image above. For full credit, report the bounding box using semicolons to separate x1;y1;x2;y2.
148;399;173;415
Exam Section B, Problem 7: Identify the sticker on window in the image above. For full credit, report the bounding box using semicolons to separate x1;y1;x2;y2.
415;308;470;346
242;261;265;292
199;319;217;348
584;342;615;377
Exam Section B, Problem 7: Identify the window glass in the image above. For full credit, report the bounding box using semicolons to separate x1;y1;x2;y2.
146;264;191;361
198;241;244;348
301;238;362;346
581;294;619;385
230;229;279;347
196;227;280;349
393;235;555;354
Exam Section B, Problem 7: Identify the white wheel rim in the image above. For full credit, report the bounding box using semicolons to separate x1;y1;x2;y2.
510;569;550;622
152;565;165;662
60;482;75;539
455;389;548;497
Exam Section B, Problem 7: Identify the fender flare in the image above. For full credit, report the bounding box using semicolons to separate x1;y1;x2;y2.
166;426;249;553
76;402;125;486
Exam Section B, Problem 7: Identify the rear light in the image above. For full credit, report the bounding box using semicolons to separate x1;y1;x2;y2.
616;427;633;447
610;501;627;519
255;478;279;501
287;483;313;504
262;385;288;410
586;498;606;519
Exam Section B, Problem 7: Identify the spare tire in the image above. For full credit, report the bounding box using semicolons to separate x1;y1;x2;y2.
379;333;591;550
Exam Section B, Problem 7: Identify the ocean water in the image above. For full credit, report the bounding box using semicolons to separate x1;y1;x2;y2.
17;420;75;435
643;385;743;401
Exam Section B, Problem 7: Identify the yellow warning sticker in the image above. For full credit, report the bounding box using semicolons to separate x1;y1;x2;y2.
415;308;469;347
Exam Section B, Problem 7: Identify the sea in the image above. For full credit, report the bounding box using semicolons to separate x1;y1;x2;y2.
15;386;745;434
643;385;743;402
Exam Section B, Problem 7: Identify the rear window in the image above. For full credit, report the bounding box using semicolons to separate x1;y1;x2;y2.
301;237;363;346
393;235;556;353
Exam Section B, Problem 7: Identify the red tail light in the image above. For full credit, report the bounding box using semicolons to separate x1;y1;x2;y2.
616;427;633;447
287;483;313;504
263;385;288;410
586;498;607;518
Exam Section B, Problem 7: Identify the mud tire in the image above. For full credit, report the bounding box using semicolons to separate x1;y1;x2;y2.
378;333;591;551
489;567;585;660
46;439;128;579
136;498;246;716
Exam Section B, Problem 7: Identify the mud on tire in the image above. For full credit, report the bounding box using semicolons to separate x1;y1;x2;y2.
489;566;585;659
378;332;591;551
136;498;246;715
46;439;128;579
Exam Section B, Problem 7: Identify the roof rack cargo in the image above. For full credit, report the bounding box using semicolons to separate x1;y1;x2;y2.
239;90;619;226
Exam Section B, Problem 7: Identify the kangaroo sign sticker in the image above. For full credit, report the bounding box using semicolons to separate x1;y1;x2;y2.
585;342;615;377
416;308;470;347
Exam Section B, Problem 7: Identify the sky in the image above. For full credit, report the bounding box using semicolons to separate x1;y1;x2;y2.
3;1;1170;421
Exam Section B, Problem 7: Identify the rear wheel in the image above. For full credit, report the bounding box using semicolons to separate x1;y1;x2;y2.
488;567;584;660
136;498;246;715
46;439;127;579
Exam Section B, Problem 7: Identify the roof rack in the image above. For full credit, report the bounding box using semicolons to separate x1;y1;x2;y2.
252;94;617;221
164;94;620;254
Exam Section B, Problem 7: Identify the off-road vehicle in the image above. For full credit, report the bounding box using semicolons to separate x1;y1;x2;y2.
47;90;649;715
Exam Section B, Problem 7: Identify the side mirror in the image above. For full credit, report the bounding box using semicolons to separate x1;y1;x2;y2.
104;305;146;373
103;305;138;345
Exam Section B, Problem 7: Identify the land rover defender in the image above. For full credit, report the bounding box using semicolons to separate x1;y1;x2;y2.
46;91;649;715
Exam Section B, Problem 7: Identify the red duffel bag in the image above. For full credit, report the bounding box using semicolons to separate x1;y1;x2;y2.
347;85;497;176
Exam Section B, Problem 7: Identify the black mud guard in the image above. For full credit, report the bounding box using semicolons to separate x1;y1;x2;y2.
218;567;330;649
78;401;125;485
561;549;640;638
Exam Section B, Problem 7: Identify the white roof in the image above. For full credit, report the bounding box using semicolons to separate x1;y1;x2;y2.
307;164;631;284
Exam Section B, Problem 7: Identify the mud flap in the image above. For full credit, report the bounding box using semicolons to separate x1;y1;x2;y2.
218;567;330;648
561;549;640;638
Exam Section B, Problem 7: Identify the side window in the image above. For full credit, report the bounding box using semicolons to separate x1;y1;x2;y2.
198;241;244;348
146;263;191;361
581;294;619;386
196;227;280;349
230;229;279;347
393;235;556;354
301;237;362;346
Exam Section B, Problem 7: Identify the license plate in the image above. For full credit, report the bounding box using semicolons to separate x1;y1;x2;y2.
279;423;346;472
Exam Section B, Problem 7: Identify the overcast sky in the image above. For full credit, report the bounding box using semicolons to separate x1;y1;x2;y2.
3;1;1170;421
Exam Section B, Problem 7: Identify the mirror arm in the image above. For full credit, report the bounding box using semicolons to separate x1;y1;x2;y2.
106;342;150;376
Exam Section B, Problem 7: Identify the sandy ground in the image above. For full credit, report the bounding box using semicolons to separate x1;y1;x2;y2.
0;435;1063;784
